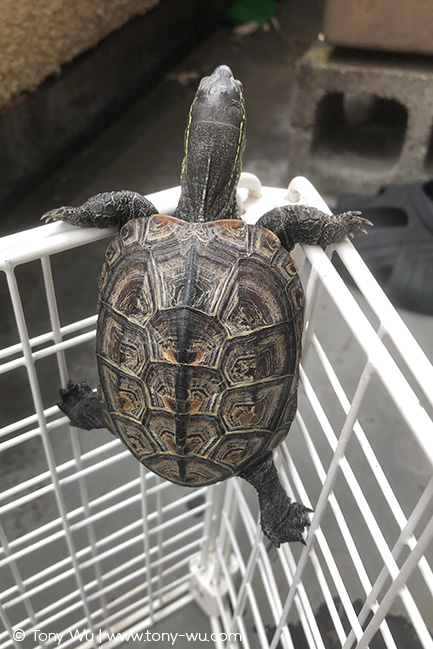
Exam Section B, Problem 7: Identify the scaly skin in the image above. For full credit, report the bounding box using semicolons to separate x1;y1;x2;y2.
175;64;246;223
257;204;372;253
240;453;313;547
42;191;157;229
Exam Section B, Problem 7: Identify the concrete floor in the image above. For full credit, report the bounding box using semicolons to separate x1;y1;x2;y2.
1;2;432;647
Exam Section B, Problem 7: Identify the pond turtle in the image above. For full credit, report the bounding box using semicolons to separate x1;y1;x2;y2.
43;65;369;547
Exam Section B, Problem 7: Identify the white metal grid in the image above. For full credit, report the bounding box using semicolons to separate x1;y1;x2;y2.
0;175;432;649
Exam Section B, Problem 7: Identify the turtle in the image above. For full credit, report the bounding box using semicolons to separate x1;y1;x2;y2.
42;65;370;547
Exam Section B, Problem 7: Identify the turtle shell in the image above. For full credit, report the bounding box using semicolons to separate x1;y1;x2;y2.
96;214;304;486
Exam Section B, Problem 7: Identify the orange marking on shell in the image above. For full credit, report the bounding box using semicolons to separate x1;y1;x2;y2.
187;399;204;414
192;351;204;365
264;229;280;246
160;432;176;453
164;349;179;364
285;260;297;275
240;408;256;426
209;219;246;235
119;394;133;412
162;395;176;410
153;214;183;227
213;219;244;228
185;437;202;454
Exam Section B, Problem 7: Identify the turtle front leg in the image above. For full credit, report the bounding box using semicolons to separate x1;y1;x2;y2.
42;191;158;229
257;205;372;253
239;453;312;547
58;381;107;430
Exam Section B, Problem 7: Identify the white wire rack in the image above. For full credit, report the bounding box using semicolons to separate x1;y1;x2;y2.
0;175;432;649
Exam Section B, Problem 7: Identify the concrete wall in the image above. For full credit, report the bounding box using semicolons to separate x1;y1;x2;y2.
0;0;159;110
0;0;232;209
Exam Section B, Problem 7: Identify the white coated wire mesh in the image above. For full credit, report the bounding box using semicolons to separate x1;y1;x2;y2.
0;175;432;649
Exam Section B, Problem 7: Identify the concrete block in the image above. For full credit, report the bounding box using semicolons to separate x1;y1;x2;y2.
289;42;433;198
323;0;433;56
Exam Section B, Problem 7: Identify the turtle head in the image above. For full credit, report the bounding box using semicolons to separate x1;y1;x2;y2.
176;65;247;223
192;64;245;129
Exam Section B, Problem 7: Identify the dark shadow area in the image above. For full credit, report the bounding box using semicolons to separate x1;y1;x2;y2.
313;92;408;167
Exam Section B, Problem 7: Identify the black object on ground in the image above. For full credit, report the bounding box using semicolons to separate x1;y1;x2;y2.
337;181;433;315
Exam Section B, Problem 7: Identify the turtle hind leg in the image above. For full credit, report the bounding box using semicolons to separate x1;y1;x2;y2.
42;191;158;229
239;453;312;547
256;204;372;253
58;381;106;430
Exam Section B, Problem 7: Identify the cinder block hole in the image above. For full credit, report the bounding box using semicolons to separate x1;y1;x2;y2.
313;92;407;168
424;128;433;173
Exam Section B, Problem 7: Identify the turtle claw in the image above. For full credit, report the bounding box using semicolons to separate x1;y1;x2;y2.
261;501;313;548
358;216;373;234
59;380;91;401
41;208;64;224
57;380;105;430
343;210;373;238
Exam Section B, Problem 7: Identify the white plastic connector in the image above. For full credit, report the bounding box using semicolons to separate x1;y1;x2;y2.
189;552;239;617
